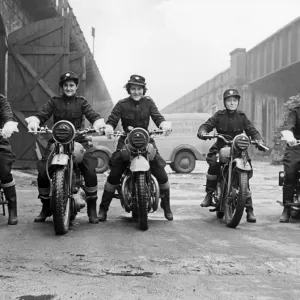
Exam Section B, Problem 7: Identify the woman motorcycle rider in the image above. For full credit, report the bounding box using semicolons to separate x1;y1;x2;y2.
98;74;173;221
197;88;266;223
0;94;19;225
280;106;300;223
25;71;106;224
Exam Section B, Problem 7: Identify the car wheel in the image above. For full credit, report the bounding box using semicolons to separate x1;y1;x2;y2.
172;151;196;173
94;151;110;173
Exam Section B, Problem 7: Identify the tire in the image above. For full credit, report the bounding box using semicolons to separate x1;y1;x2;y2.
150;175;159;212
172;151;196;173
136;172;149;231
52;167;71;235
290;190;300;219
224;170;247;228
216;211;224;219
94;151;110;173
214;182;224;219
290;208;300;219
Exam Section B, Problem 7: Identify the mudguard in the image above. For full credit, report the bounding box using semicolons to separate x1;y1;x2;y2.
51;154;69;165
233;158;252;171
130;156;150;172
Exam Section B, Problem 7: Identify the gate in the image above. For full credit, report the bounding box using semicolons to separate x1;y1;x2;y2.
7;17;86;168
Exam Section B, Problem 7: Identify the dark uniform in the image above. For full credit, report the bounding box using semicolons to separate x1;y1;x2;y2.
198;88;264;222
0;94;18;225
280;106;300;222
98;95;172;220
198;109;262;176
34;93;101;222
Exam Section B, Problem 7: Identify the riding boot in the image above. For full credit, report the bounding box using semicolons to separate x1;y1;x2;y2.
200;178;217;207
245;196;256;223
98;190;114;222
86;195;99;224
3;185;18;225
34;196;52;222
279;185;293;223
160;189;173;221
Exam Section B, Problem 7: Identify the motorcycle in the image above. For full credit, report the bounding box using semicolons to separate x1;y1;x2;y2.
29;120;100;235
202;133;269;228
110;127;170;231
278;139;300;219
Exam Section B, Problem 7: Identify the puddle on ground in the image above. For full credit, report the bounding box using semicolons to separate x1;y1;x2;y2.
18;295;55;300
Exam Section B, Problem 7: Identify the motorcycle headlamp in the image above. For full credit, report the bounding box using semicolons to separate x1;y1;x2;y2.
127;128;149;150
52;120;76;144
233;134;250;151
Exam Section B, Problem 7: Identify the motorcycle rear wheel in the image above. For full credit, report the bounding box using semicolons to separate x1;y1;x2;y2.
224;170;247;228
52;167;71;235
136;172;149;231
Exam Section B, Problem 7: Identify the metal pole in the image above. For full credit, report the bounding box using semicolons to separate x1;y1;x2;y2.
91;27;95;58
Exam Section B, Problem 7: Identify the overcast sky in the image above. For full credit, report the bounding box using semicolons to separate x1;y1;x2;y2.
68;0;300;109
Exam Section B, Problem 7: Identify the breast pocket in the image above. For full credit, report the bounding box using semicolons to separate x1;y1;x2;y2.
123;112;135;120
53;110;66;119
72;112;83;128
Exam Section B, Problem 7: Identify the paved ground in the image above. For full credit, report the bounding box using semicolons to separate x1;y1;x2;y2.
1;161;300;300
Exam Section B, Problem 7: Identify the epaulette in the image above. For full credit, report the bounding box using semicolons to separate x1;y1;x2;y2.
217;109;226;115
76;95;86;100
119;97;130;102
236;110;245;115
144;96;152;100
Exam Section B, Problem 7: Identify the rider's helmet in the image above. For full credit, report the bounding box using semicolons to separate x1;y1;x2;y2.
223;88;241;101
124;74;147;95
59;71;79;87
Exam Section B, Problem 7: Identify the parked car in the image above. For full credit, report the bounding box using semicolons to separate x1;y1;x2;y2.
90;113;213;173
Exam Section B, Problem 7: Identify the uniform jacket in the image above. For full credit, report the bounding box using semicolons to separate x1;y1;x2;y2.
198;109;262;153
106;96;165;149
35;94;101;130
0;94;15;127
198;109;262;140
283;106;300;140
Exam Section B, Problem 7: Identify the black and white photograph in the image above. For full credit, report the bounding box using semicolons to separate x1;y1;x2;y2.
1;0;300;299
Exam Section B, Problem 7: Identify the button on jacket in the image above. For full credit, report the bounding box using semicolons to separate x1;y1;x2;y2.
36;94;101;130
283;107;300;140
106;96;165;148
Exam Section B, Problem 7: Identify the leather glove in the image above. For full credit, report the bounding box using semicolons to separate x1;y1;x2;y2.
2;121;19;138
255;140;267;151
105;124;114;139
159;121;172;136
281;130;297;146
197;130;207;139
93;118;106;133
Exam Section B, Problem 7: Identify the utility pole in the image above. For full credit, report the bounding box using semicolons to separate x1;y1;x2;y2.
91;27;95;58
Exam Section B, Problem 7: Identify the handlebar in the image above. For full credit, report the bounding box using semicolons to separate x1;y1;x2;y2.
108;128;171;138
28;126;104;135
201;133;269;151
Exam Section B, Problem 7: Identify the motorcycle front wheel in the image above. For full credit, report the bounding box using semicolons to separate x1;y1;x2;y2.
52;167;71;235
136;172;149;231
224;170;247;228
290;188;300;220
